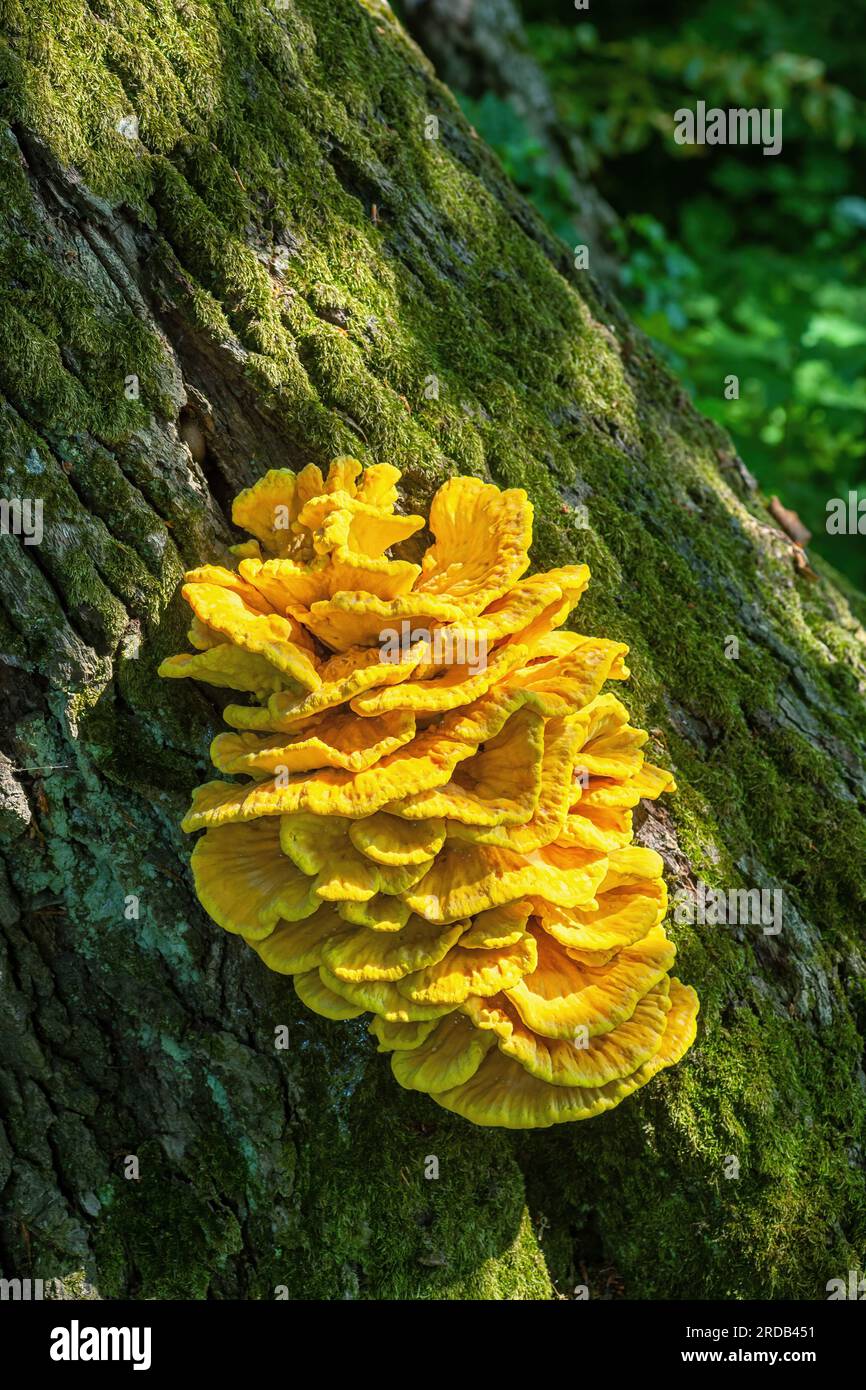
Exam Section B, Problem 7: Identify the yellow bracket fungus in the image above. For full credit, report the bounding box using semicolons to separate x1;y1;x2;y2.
160;459;699;1128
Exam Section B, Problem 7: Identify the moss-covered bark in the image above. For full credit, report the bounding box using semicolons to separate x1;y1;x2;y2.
0;0;863;1300
398;0;620;285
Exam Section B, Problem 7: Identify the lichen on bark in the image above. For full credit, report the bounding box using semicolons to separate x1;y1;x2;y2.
0;0;864;1300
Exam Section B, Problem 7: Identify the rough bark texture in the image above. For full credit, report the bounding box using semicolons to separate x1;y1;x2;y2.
399;0;620;284
0;0;864;1300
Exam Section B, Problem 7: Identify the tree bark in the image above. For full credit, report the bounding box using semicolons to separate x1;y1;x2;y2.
400;0;621;284
0;0;864;1300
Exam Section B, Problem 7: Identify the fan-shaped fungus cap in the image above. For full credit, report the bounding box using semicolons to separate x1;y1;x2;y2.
160;458;698;1127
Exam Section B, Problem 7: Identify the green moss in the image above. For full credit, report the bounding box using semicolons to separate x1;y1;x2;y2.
93;1143;244;1299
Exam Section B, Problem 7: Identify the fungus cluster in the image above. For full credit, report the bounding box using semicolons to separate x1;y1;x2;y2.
160;458;698;1127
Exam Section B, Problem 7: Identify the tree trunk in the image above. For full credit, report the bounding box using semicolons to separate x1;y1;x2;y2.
400;0;621;284
0;0;863;1301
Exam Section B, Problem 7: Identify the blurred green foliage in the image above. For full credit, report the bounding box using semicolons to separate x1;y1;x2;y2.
461;0;866;585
